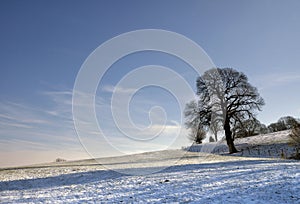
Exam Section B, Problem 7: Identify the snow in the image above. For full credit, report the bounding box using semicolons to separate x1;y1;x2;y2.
184;130;298;159
1;148;299;203
234;130;291;144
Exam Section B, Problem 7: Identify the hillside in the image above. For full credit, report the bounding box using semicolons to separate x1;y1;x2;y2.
185;130;298;159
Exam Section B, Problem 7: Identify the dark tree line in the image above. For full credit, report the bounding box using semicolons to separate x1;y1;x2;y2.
231;116;299;138
267;116;300;133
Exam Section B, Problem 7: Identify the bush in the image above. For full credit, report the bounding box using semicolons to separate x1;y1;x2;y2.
290;125;300;145
55;158;66;162
289;125;300;160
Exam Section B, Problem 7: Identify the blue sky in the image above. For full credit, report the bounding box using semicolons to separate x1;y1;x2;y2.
1;0;300;167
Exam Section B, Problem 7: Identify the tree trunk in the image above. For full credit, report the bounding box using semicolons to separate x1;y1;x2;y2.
214;133;218;142
224;117;238;154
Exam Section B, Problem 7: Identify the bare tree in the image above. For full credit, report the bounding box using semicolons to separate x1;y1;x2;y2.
184;100;207;144
185;68;264;153
188;124;206;144
232;118;266;138
210;120;222;142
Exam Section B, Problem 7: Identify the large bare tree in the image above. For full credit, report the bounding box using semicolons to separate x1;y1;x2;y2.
185;68;264;153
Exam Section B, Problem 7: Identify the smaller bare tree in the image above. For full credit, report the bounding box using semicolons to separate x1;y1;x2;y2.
184;100;208;144
209;136;215;142
232;117;266;138
188;124;206;144
210;120;222;142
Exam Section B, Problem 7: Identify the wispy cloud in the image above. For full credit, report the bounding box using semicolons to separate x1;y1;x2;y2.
255;72;300;90
0;85;192;167
273;74;300;83
102;85;138;94
0;91;79;151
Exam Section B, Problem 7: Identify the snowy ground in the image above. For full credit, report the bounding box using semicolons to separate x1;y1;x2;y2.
1;149;299;203
185;130;298;159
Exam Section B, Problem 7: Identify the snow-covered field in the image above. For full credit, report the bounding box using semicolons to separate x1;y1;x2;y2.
1;149;300;203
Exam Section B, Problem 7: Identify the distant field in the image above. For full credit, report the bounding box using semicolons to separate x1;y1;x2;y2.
1;130;299;203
